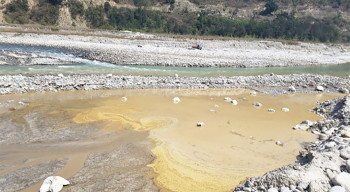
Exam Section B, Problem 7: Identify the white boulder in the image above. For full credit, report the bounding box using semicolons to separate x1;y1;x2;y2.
231;100;238;105
224;97;232;102
40;176;69;192
331;172;350;191
197;122;204;127
316;85;324;91
282;108;290;112
253;102;262;107
328;186;346;192
268;109;276;112
172;97;180;104
121;97;127;102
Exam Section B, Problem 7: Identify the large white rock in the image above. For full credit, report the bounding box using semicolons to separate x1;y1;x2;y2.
282;108;290;112
224;97;232;102
172;97;180;104
332;172;350;191
121;97;127;102
40;176;69;192
346;159;350;172
288;86;296;92
316;85;324;91
328;186;346;192
253;102;262;107
231;100;238;105
267;188;278;192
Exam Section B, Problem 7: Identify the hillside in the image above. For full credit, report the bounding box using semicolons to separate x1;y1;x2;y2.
1;0;350;42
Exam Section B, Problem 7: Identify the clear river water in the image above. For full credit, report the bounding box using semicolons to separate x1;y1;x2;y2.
1;43;349;77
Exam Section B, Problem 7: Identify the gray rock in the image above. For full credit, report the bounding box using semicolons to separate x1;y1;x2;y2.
338;88;349;94
325;141;337;149
346;159;350;172
268;109;276;112
319;134;328;140
340;147;350;159
281;186;291;192
253;102;262;107
328;186;346;192
331;172;350;191
276;141;284;146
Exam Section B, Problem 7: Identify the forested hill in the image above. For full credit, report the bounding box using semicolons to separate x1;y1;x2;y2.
1;0;350;42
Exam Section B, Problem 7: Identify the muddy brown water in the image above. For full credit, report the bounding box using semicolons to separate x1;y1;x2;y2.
0;89;344;192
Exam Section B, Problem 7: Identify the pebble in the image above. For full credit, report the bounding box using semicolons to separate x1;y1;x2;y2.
288;86;296;92
224;97;232;102
197;122;204;127
325;141;337;149
172;97;180;104
328;186;346;192
316;85;324;91
340;147;350;159
253;102;262;107
268;108;276;112
319;134;328;140
250;91;257;96
331;172;350;191
338;88;349;94
282;107;290;112
346;159;350;172
267;187;278;192
276;140;284;146
231;100;238;105
121;97;127;102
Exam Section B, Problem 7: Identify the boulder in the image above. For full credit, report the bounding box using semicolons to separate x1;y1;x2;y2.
231;100;238;105
338;88;349;94
250;91;257;96
346;159;350;172
40;176;69;192
328;186;346;192
288;86;296;92
331;172;350;191
224;97;232;102
316;85;324;91
276;141;284;146
340;147;350;159
267;187;278;192
121;97;127;102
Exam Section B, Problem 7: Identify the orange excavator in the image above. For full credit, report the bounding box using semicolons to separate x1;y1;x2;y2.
192;45;202;50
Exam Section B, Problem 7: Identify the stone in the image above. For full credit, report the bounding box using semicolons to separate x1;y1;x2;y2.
174;73;179;78
328;186;346;192
231;100;238;105
40;176;69;192
197;122;204;127
267;187;278;192
331;172;350;191
121;97;127;102
106;74;113;78
319;134;328;140
340;131;350;138
293;124;310;131
281;186;291;192
316;85;324;91
250;91;257;96
346;159;350;172
288;86;296;92
224;97;232;102
172;97;180;104
282;108;290;112
253;102;262;107
325;141;337;149
276;141;284;146
340;147;350;159
338;88;349;94
268;109;276;112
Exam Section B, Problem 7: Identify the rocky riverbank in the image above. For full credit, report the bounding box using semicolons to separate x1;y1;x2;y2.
234;94;350;192
0;31;349;67
0;73;349;96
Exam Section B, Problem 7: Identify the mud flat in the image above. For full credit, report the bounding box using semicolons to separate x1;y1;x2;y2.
0;31;350;67
0;89;346;192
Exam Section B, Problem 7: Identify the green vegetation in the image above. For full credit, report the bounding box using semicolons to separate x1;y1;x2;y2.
4;0;29;24
30;0;60;25
260;1;278;16
67;0;84;19
3;0;349;42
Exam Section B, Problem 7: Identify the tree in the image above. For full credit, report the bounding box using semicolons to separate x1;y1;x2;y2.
104;2;111;13
260;1;278;16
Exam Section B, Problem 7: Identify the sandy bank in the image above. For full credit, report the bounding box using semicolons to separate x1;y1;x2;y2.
0;32;349;67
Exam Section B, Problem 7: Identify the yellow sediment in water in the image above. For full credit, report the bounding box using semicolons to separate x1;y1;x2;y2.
65;89;343;192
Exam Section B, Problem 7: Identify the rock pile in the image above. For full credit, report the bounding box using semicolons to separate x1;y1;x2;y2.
234;95;350;192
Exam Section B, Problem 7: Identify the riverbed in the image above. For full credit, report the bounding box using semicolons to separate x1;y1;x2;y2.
0;89;344;192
